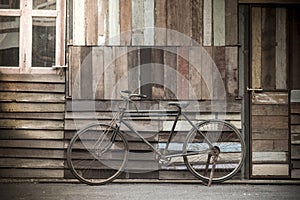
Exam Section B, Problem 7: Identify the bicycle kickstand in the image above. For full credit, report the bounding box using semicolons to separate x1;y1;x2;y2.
207;153;219;187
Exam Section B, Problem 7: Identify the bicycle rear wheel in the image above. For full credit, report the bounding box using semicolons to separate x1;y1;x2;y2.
67;123;128;185
183;120;245;183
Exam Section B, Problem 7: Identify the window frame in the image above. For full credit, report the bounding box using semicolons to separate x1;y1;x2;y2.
0;0;65;74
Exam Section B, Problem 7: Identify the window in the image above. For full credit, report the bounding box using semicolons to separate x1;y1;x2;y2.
0;0;65;73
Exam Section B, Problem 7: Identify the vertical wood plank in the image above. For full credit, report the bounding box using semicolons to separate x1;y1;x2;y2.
140;48;152;98
251;7;262;89
104;47;116;99
71;47;81;99
86;0;98;45
202;47;213;99
92;47;104;99
115;47;128;98
108;0;120;45
189;47;202;99
177;47;189;99
213;0;226;46
144;0;155;46
226;47;238;98
213;47;226;99
80;47;93;99
154;0;167;45
225;0;238;45
178;0;191;45
73;0;85;45
128;47;140;93
164;47;177;99
203;0;212;46
132;0;144;45
275;8;287;90
167;0;179;45
191;0;202;45
151;48;164;99
261;7;276;89
120;0;132;45
98;0;108;45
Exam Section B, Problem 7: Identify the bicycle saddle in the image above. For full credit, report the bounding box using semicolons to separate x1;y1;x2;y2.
168;101;190;109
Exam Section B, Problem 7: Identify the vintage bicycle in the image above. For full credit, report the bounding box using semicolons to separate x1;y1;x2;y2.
67;90;245;186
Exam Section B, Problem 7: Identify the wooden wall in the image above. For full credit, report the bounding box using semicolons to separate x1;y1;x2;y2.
70;0;238;47
0;74;65;179
291;92;300;179
66;0;242;181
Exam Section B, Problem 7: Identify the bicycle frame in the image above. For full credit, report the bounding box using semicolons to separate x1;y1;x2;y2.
114;99;214;159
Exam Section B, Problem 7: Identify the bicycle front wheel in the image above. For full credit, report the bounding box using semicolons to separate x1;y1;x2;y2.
67;123;128;185
183;120;245;183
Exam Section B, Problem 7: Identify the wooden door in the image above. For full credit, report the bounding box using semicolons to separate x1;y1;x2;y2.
249;6;290;178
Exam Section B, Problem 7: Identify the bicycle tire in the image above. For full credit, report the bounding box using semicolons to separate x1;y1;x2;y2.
183;120;245;183
67;123;129;185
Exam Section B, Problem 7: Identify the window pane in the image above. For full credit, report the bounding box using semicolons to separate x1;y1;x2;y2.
0;0;20;9
33;0;56;10
32;17;56;67
0;16;20;67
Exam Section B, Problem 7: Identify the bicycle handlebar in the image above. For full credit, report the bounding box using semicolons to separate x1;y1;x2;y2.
120;90;147;100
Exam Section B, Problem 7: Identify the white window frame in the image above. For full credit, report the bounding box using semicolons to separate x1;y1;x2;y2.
0;0;65;74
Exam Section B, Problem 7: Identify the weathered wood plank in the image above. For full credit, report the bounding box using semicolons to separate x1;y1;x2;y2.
73;0;85;45
108;0;120;45
213;0;225;46
252;152;287;163
166;0;179;45
70;47;81;98
203;0;212;46
92;47;104;99
0;140;64;149
128;47;140;93
164;48;177;99
0;82;65;93
0;92;64;102
261;7;276;89
252;92;288;104
0;130;64;140
0;158;64;169
98;0;108;45
251;7;262;89
213;47;226;99
140;48;152;98
189;47;202;99
252;116;288;129
0;169;63;178
132;0;144;45
154;0;167;45
115;47;128;97
225;0;238;45
225;47;238;97
151;48;164;99
275;8;287;90
0;102;64;112
104;47;116;99
252;164;289;176
178;0;191;45
0;149;64;159
191;0;202;45
0;119;64;130
0;74;65;83
177;47;189;99
80;47;93;99
85;0;98;45
252;104;288;116
144;0;154;45
0;112;64;120
201;47;213;99
120;0;132;45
